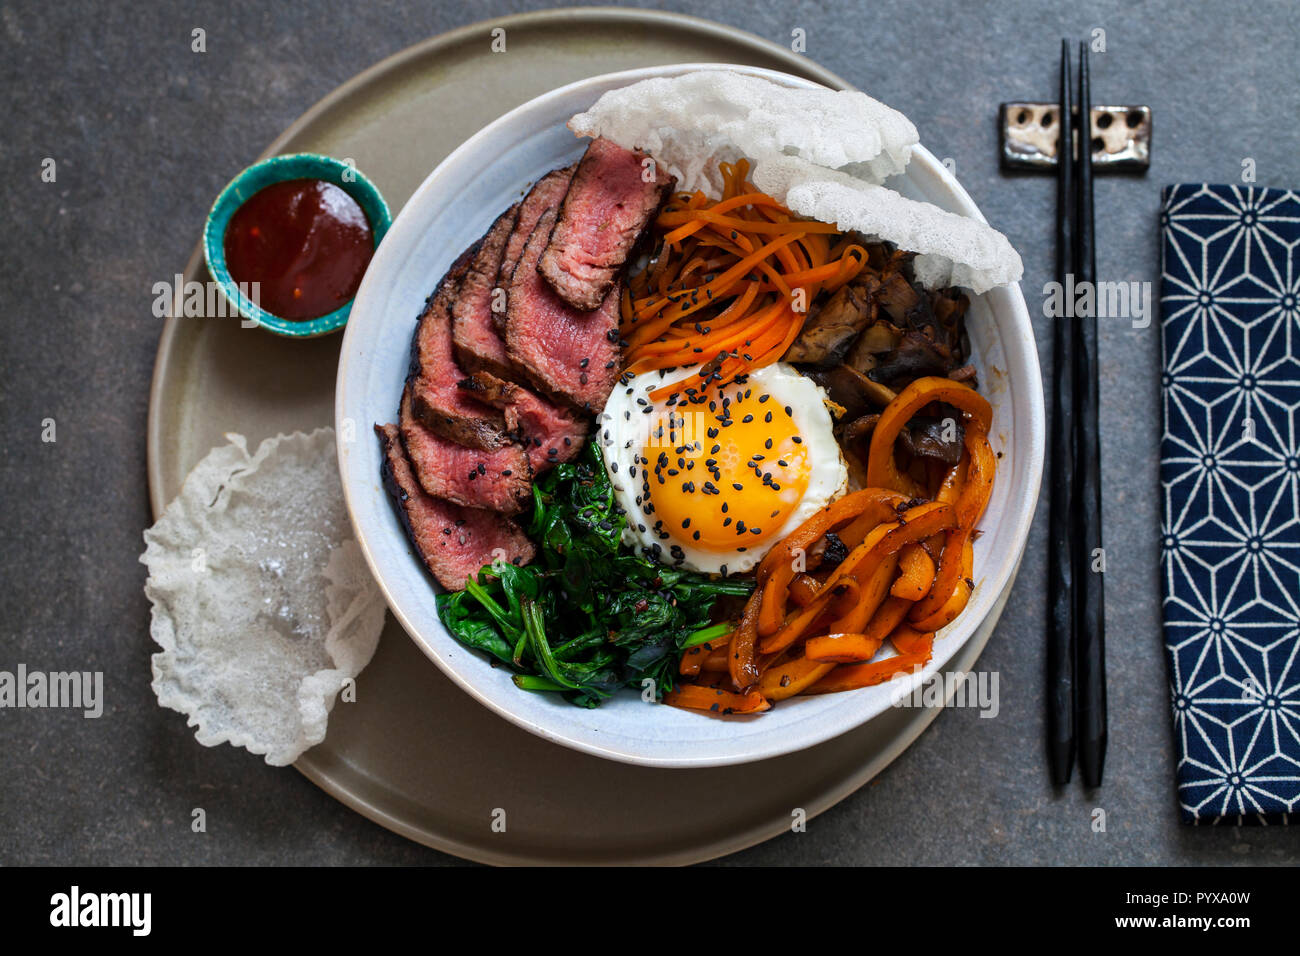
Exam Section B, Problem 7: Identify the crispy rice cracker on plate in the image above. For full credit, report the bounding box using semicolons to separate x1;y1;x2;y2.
142;429;385;766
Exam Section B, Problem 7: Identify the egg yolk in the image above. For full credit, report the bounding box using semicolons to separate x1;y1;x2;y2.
635;383;810;555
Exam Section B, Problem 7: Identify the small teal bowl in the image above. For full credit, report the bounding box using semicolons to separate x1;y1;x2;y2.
203;153;392;338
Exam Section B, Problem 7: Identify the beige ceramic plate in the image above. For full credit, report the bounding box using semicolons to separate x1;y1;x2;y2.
146;8;1020;864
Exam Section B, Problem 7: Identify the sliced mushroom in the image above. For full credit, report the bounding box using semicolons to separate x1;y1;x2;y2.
897;412;965;466
842;412;881;443
807;364;897;420
947;363;978;385
783;277;878;366
844;321;902;375
868;330;957;388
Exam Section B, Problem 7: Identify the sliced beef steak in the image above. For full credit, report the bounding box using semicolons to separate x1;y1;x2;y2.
408;243;508;450
375;423;535;591
538;137;674;311
398;387;532;515
458;371;589;474
451;202;519;379
505;207;621;413
494;164;577;332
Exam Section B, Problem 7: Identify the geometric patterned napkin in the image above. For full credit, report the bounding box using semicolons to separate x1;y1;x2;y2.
1159;183;1300;823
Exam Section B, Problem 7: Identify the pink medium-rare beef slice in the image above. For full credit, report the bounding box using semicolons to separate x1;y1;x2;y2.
407;242;509;450
493;164;578;333
504;207;621;413
537;137;675;311
375;423;535;591
451;202;520;379
457;371;589;474
398;386;532;515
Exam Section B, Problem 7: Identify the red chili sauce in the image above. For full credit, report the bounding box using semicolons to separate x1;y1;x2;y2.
223;178;373;321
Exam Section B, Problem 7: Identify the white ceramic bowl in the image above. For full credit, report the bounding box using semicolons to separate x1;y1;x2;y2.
337;64;1044;768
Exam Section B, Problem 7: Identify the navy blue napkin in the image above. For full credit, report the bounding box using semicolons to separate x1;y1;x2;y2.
1159;184;1300;823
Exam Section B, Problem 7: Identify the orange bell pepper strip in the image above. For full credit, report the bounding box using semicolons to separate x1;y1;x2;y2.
867;377;993;495
824;575;863;620
804;632;886;664
891;543;936;600
679;646;705;677
910;534;975;632
788;573;821;607
822;554;898;634
890;623;935;656
810;594;911;662
956;420;996;529
908;527;968;623
700;646;731;672
679;632;732;677
759;501;956;656
663;684;771;714
829;501;955;591
728;589;763;692
835;497;906;550
756;488;906;637
804;631;936;695
758;656;836;701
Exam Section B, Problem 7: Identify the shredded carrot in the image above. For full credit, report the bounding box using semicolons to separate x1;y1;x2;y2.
620;158;869;396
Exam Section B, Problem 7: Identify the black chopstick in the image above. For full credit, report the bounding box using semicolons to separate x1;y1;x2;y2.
1073;42;1107;788
1045;39;1077;786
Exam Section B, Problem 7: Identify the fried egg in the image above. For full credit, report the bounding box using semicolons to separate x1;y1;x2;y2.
599;363;848;575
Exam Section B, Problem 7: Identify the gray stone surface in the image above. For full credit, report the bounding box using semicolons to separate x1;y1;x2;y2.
3;0;1300;865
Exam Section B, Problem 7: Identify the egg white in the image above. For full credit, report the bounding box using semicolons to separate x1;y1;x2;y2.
598;362;848;576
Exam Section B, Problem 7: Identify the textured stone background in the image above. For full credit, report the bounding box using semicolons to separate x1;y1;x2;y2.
3;0;1300;865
